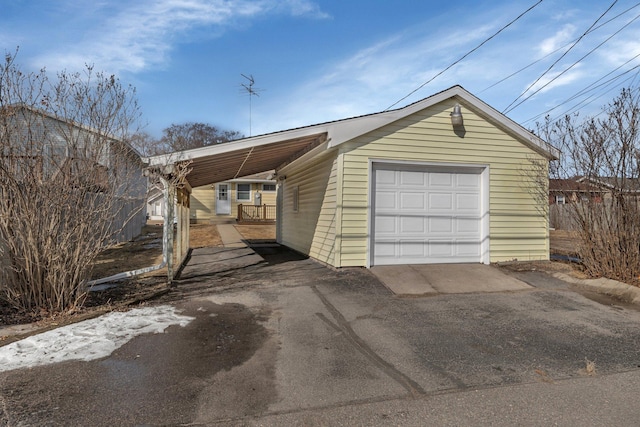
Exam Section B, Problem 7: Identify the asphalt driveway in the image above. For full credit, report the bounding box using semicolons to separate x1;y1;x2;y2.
2;245;640;426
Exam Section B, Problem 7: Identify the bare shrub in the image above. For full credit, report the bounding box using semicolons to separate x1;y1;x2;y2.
0;52;145;314
541;88;640;284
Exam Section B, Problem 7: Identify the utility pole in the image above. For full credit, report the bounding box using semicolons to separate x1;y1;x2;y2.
240;74;262;137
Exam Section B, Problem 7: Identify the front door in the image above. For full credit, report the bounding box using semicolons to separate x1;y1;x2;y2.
216;183;231;215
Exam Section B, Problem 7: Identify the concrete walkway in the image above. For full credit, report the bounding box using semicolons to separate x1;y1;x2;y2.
216;223;247;248
371;263;532;296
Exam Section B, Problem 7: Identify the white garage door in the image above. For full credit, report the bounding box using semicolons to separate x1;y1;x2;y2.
373;163;484;265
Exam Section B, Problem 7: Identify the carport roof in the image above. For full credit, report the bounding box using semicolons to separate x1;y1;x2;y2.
147;130;328;188
146;85;560;188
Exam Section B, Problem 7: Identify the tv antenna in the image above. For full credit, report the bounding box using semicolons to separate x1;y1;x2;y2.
240;74;263;136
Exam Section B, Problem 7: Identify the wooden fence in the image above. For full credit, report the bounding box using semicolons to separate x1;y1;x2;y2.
549;204;580;230
237;204;276;223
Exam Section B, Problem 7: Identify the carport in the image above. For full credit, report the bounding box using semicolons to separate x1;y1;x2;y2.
145;128;329;280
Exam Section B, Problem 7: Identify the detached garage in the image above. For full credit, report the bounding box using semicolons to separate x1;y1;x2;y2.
275;86;558;268
148;85;559;270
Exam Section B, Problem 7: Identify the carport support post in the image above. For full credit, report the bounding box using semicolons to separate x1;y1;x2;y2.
162;177;175;283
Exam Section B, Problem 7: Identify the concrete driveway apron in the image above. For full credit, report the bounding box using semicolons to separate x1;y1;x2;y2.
370;263;532;295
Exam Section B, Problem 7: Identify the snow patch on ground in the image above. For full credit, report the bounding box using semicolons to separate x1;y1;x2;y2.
0;305;194;373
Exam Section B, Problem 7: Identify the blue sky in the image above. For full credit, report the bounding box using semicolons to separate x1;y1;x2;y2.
3;0;640;139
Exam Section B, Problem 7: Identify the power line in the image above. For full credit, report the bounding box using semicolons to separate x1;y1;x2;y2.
481;2;640;94
383;0;544;111
522;52;640;125
502;0;620;114
504;9;640;115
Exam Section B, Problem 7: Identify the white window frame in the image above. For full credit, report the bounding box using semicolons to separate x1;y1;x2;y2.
556;195;566;205
262;183;276;192
237;183;251;201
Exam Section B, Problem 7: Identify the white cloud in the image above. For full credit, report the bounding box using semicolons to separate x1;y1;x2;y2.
597;37;640;67
278;0;331;19
31;0;328;74
538;24;576;55
524;67;584;96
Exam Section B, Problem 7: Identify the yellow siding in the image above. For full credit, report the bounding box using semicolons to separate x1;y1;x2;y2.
338;100;549;266
190;182;277;222
190;186;216;221
279;150;338;265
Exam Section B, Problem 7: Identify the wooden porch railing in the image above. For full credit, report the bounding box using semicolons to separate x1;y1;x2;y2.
237;204;276;223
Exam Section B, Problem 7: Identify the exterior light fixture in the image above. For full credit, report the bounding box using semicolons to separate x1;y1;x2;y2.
450;104;463;126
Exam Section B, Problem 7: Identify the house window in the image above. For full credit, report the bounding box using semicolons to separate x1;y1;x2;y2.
556;195;565;205
237;183;251;201
263;183;276;192
292;185;299;212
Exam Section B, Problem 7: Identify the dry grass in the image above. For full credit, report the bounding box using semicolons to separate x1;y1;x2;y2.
190;223;223;248
91;225;164;279
91;223;224;279
550;229;580;256
234;224;276;240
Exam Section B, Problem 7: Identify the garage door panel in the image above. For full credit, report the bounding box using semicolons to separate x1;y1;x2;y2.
457;193;480;210
376;191;397;209
373;164;484;265
429;217;453;233
400;192;426;209
428;240;454;257
457;173;480;188
374;240;396;257
400;217;425;233
399;240;426;257
376;169;397;185
430;172;453;187
429;193;453;210
375;216;396;234
456;240;482;257
400;171;426;186
457;218;480;233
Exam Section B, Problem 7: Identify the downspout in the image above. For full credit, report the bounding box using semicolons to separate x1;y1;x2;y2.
87;175;174;288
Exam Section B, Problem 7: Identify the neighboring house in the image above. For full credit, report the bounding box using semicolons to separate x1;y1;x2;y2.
190;171;277;222
0;104;147;242
146;182;165;222
549;178;604;204
549;176;640;204
148;86;560;267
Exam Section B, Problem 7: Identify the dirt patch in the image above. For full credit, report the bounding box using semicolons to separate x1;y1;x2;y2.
234;224;276;241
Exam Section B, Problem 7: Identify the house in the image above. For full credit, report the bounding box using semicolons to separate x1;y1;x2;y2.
190;171;277;222
0;104;147;242
146;182;165;222
148;86;560;268
549;176;640;205
549;178;604;204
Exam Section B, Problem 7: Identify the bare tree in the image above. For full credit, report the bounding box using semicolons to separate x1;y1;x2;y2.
128;131;160;157
542;88;640;284
0;53;146;314
158;122;242;153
